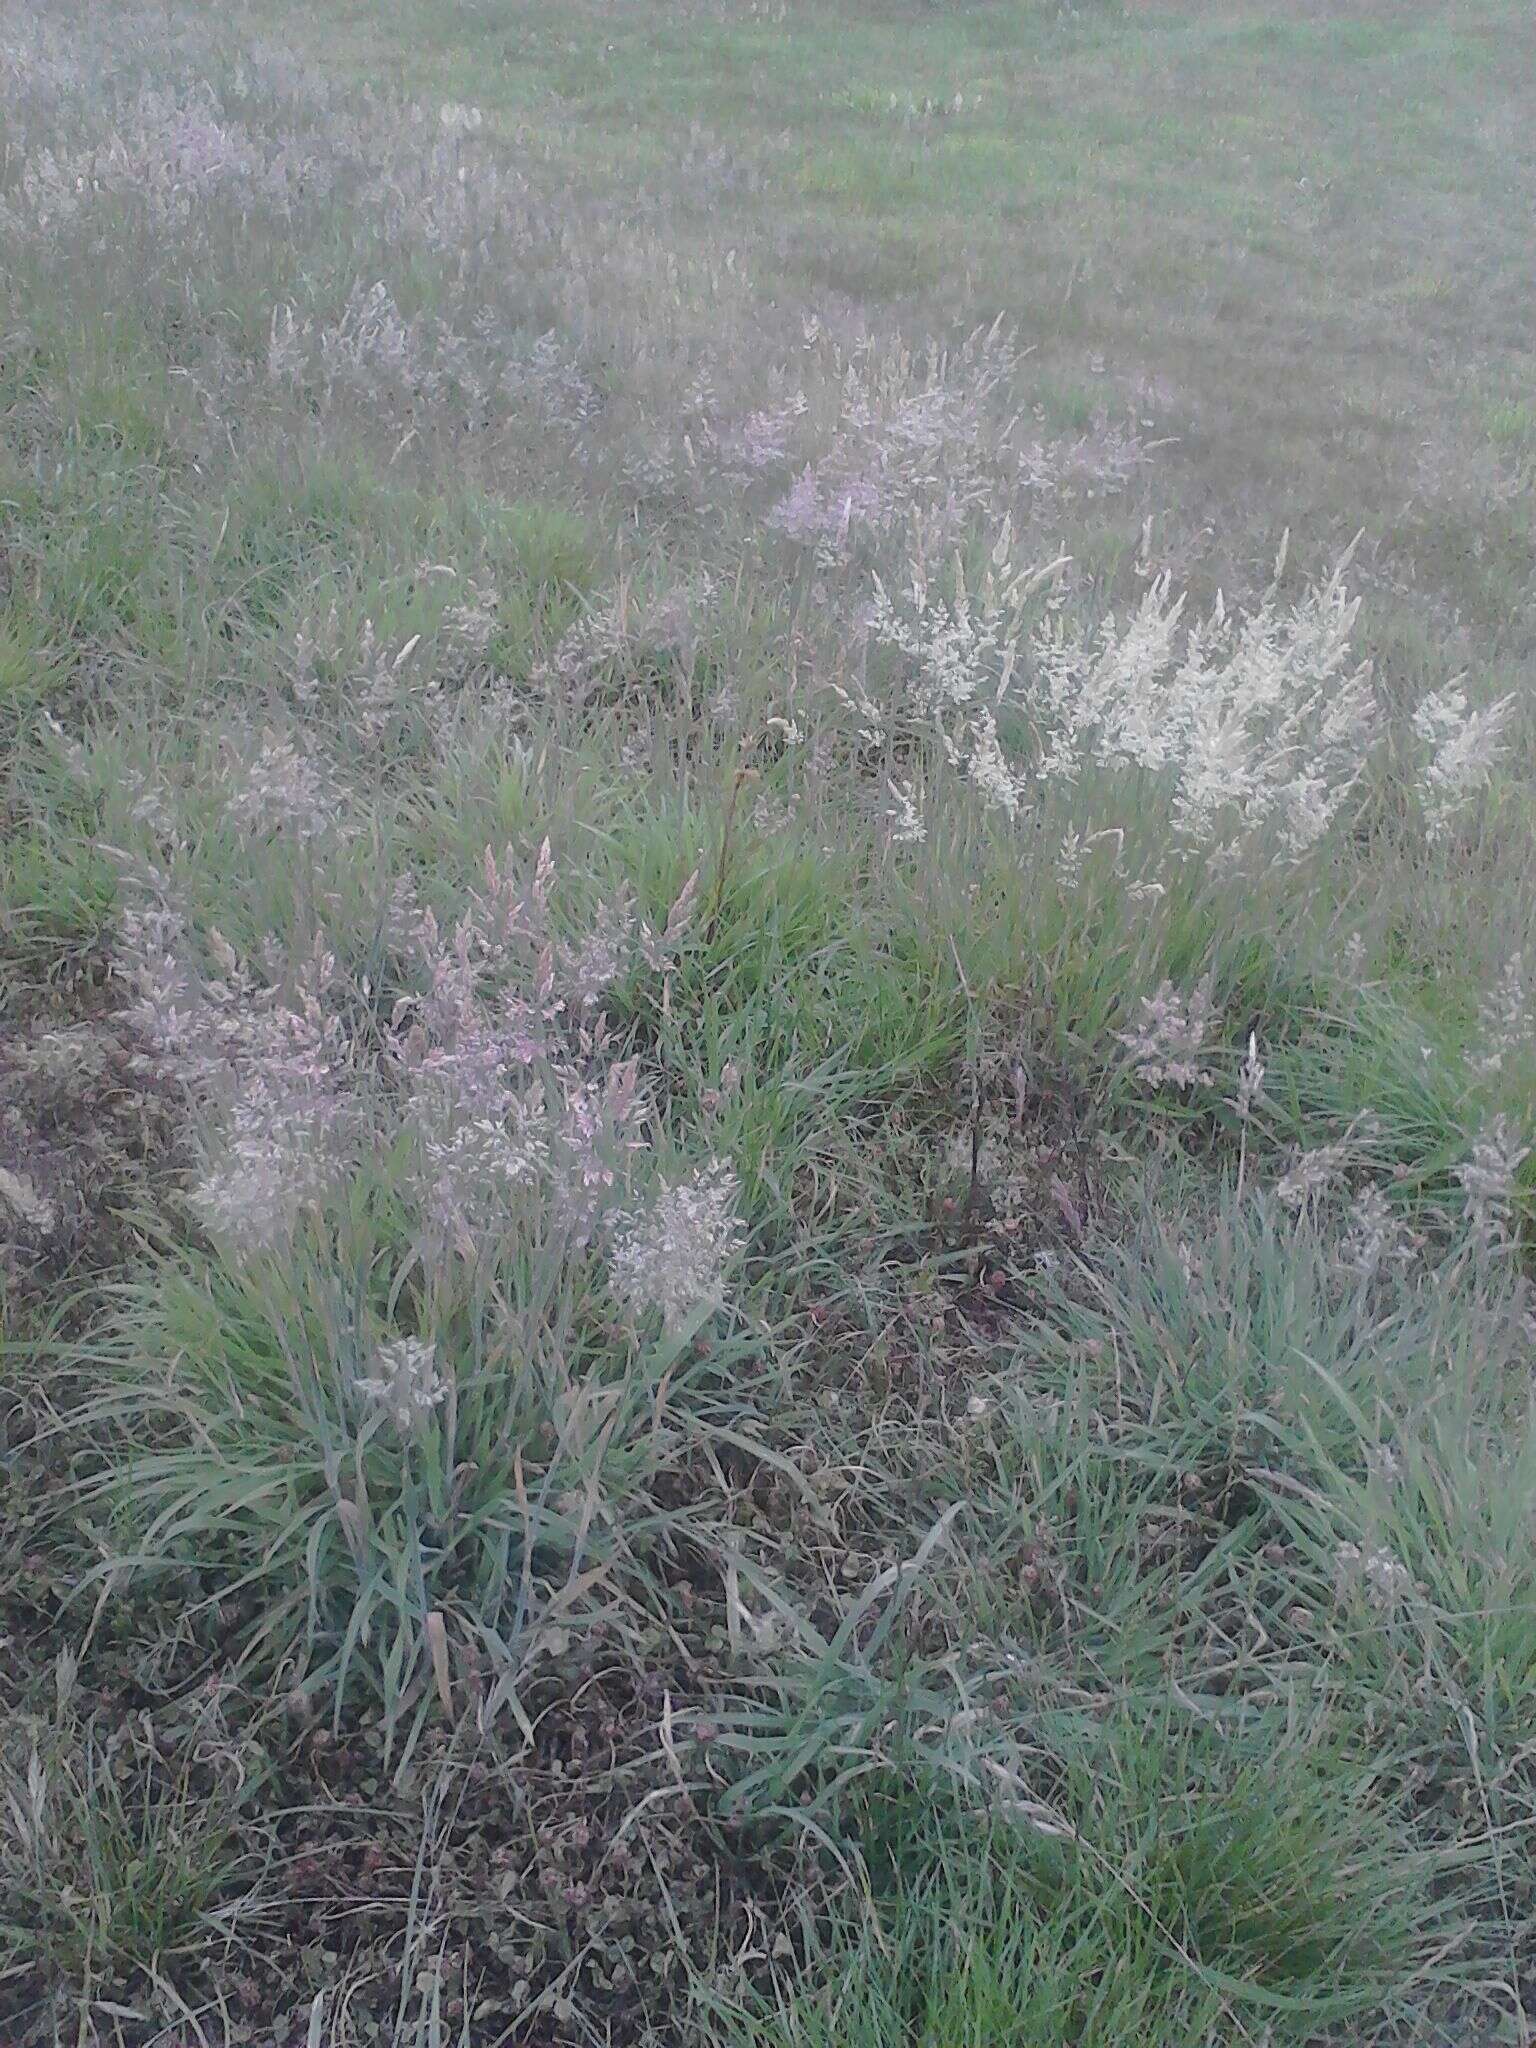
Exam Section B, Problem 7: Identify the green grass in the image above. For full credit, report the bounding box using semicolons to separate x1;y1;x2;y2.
2;0;1535;2041
263;0;1536;639
723;1720;1447;2047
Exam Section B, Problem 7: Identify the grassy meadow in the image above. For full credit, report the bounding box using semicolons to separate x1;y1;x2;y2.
2;0;1535;2040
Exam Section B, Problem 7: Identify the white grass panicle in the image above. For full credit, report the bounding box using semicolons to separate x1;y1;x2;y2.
853;535;1429;866
354;1336;450;1436
1031;546;1377;858
1456;1115;1530;1251
1412;683;1513;841
609;1158;746;1330
1471;953;1529;1078
1117;975;1217;1090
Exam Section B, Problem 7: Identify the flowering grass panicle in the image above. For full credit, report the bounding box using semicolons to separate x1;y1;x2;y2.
176;948;353;1254
1276;1138;1355;1212
853;537;1431;865
1339;1183;1407;1277
404;1051;554;1253
437;101;484;136
115;837;705;1269
1117;976;1217;1090
1335;1542;1412;1610
187;1074;348;1253
1032;555;1377;858
268;279;485;409
867;537;1020;722
502;330;604;432
537;576;713;704
721;395;810;479
0;88;276;241
1054;828;1085;886
390;859;674;1254
1455;1115;1530;1250
609;1158;745;1329
1228;1032;1267;1123
1471;953;1528;1078
857;521;1058;815
761;324;1017;560
115;893;198;1058
885;778;927;845
440;576;502;656
1016;411;1153;501
354;1336;449;1436
222;731;343;841
1412;683;1513;841
548;1062;647;1245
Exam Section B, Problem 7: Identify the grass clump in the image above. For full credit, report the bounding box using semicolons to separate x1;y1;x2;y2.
727;1719;1443;2048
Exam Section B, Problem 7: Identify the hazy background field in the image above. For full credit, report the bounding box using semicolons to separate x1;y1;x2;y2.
2;1;1534;2042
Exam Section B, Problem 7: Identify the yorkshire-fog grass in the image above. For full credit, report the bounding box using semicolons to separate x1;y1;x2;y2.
1;1;1534;2043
